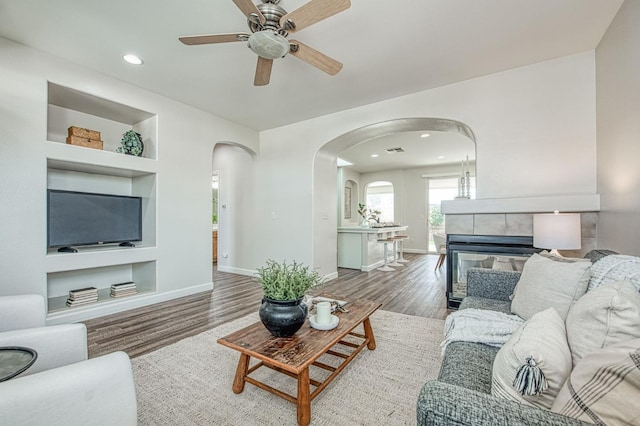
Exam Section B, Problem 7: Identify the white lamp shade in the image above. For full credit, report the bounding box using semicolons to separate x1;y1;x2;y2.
533;213;581;250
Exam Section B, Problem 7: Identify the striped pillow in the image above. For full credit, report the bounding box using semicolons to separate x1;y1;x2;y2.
551;339;640;424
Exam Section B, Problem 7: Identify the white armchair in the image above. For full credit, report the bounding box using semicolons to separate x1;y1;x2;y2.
0;294;87;375
0;294;137;425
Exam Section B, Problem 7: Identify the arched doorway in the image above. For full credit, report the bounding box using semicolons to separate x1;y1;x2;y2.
212;142;257;275
312;117;477;274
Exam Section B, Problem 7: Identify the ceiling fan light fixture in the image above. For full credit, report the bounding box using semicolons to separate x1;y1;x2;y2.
248;31;290;59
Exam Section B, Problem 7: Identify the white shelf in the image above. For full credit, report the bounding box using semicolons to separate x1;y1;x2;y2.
45;246;157;273
48;83;154;125
46;141;157;177
47;286;153;314
47;81;157;159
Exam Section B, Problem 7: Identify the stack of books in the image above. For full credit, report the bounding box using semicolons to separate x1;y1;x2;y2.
110;281;138;298
66;287;99;307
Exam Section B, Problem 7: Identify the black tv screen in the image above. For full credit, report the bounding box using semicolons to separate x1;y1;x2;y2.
47;189;142;249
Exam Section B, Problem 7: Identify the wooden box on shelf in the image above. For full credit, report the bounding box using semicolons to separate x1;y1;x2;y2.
66;126;103;150
68;126;101;140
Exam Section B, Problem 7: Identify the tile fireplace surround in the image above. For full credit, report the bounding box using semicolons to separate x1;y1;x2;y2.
443;212;598;258
441;194;600;258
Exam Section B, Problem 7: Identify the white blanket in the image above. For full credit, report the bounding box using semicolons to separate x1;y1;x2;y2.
440;308;524;355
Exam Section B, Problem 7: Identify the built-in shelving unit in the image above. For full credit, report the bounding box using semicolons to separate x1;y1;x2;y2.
45;82;159;322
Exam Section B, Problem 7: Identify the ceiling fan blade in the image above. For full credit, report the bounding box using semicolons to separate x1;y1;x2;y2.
179;33;249;45
254;56;273;86
232;0;265;24
289;40;343;75
280;0;350;33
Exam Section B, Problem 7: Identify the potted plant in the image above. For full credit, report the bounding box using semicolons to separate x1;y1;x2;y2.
357;203;381;227
256;259;323;337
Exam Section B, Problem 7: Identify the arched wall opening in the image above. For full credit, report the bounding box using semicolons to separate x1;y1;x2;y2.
211;142;257;278
313;118;476;277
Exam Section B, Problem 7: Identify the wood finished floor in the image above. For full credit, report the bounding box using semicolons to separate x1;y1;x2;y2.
84;253;448;359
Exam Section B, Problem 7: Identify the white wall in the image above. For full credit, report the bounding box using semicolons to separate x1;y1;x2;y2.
595;0;640;255
0;38;258;308
260;52;597;276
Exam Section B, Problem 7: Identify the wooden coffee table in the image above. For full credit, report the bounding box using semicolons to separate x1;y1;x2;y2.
217;298;382;426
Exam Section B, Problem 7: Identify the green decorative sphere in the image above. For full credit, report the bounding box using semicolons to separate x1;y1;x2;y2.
116;130;144;156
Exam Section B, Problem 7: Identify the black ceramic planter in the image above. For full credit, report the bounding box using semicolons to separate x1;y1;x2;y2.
259;297;308;337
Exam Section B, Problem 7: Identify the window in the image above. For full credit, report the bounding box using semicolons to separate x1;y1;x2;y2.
427;176;475;251
366;181;394;223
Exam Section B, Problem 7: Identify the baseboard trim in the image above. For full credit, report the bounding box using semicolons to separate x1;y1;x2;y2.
404;249;428;254
217;266;339;283
323;271;339;282
216;265;255;277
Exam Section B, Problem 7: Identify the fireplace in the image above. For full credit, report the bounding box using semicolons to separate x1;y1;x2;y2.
445;234;541;309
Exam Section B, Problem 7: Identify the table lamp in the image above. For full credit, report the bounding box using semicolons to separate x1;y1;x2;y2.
533;210;581;256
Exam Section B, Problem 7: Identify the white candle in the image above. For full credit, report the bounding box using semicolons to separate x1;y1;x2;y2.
316;301;332;324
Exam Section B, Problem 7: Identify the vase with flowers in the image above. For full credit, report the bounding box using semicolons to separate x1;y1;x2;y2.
357;203;381;227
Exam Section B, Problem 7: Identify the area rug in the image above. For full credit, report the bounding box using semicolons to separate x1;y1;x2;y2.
132;310;445;425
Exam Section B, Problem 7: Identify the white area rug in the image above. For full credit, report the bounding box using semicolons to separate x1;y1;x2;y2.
132;310;444;425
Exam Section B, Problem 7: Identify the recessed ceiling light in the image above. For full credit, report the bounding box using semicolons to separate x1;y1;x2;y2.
371;154;379;158
437;155;445;159
420;133;430;138
123;54;143;65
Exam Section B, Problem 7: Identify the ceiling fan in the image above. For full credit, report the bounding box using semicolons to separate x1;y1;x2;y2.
179;0;350;86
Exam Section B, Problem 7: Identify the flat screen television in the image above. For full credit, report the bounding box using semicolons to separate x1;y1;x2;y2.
47;189;142;252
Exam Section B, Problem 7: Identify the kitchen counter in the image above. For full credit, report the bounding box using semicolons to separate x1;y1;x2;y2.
337;226;408;271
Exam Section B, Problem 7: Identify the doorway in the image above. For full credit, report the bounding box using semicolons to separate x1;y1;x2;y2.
427;176;475;252
212;173;219;263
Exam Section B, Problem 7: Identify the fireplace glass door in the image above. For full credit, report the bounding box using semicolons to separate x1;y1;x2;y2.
446;235;540;309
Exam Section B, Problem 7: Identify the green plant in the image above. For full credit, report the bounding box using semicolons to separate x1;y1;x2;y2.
429;205;444;227
357;203;381;222
212;213;218;224
255;259;323;300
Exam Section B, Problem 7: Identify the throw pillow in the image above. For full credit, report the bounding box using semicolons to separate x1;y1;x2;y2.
565;279;640;366
491;307;572;410
510;253;591;321
589;254;640;291
551;338;640;425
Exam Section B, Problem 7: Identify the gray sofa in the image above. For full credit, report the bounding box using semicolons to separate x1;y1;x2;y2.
416;250;616;426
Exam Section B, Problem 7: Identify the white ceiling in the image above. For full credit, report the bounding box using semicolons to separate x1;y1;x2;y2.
338;130;475;173
0;0;622;134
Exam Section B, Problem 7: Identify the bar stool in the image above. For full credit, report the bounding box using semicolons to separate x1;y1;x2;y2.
388;238;403;267
393;235;409;263
377;238;396;272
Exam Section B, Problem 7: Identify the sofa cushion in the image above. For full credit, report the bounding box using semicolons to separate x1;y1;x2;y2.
491;307;572;410
551;338;640;425
459;296;511;314
589;254;640;292
510;253;591;321
439;341;500;394
566;279;640;365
